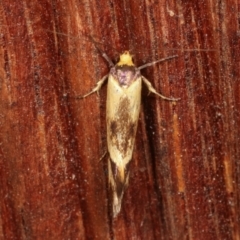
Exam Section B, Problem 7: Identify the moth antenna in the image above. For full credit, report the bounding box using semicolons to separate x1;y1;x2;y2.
138;55;178;70
167;48;217;52
87;35;114;67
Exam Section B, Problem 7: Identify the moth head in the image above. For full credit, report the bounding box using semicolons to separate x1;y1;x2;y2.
117;51;134;66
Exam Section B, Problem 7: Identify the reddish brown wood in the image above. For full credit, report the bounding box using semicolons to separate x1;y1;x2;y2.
0;0;239;239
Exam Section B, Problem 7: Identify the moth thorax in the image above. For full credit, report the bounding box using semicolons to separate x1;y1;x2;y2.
111;65;140;87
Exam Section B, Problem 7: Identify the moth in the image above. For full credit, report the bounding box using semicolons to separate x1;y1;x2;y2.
81;50;180;217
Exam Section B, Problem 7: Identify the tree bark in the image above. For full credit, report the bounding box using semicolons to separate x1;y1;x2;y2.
0;0;239;239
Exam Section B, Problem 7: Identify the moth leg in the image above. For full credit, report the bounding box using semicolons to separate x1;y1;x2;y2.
108;158;112;186
142;76;180;101
99;150;108;162
78;74;109;98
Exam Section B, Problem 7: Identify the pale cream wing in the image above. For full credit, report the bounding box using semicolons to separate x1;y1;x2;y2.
106;74;142;168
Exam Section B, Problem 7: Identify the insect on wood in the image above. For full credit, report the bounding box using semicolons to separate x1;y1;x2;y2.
80;47;180;218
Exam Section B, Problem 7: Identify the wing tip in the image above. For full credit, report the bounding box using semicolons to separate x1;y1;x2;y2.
108;158;131;217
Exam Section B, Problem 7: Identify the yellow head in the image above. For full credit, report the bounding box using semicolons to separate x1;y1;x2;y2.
117;51;134;66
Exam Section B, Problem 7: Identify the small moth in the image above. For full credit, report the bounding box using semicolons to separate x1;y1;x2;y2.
81;50;180;217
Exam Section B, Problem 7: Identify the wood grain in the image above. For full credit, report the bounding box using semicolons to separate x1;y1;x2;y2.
0;0;239;239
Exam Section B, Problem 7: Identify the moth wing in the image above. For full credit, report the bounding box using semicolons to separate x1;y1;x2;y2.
106;74;142;167
106;74;142;217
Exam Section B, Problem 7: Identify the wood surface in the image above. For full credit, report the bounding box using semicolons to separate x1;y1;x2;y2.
0;0;239;239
